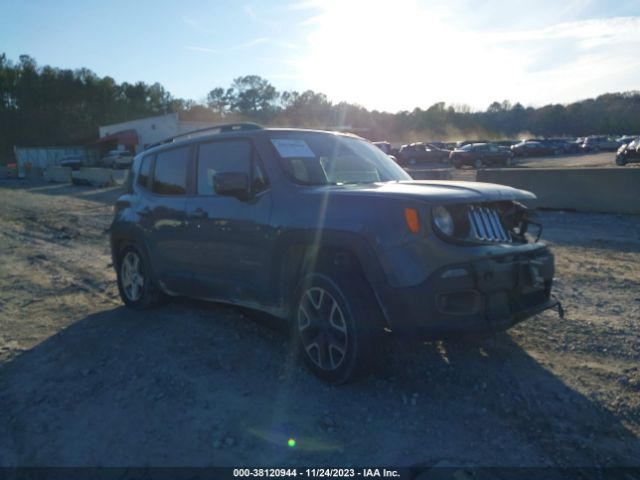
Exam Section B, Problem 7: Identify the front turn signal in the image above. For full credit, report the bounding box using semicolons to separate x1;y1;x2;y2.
404;208;420;234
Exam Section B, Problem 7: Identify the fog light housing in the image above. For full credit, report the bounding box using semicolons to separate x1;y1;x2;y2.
436;290;481;315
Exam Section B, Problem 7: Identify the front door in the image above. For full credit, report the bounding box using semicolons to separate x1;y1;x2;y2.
184;139;273;304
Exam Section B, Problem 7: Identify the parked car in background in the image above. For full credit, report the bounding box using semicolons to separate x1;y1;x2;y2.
456;139;488;148
495;140;519;148
510;141;555;157
449;142;513;169
551;138;583;154
59;155;83;170
616;135;638;145
373;141;391;155
101;150;134;169
398;142;448;165
581;136;623;152
373;142;399;163
615;137;640;166
110;123;557;384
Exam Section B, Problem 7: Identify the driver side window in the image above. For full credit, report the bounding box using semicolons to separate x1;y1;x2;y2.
196;140;268;195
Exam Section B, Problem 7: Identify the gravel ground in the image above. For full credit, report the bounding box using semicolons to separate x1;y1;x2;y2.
0;180;638;469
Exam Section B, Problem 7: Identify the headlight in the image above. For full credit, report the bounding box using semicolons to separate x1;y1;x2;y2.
433;206;454;236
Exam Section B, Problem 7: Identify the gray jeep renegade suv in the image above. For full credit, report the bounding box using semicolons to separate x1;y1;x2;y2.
110;123;558;384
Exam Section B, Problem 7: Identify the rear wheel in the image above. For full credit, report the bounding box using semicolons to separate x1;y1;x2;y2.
293;271;381;384
116;246;165;309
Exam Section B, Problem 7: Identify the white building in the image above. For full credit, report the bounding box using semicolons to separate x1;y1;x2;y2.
98;113;216;154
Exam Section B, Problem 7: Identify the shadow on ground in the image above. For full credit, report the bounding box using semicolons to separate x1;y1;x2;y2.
1;300;638;468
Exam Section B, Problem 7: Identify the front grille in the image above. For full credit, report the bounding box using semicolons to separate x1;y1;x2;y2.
467;206;511;242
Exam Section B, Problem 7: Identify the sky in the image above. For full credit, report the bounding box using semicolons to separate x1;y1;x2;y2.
1;0;639;112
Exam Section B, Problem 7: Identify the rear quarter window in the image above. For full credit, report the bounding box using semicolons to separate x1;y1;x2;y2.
137;155;153;189
152;146;190;195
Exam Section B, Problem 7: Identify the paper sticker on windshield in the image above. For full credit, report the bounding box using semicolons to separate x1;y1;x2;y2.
271;139;316;158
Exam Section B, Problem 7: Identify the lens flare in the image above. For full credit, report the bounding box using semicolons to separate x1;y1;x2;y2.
288;438;296;448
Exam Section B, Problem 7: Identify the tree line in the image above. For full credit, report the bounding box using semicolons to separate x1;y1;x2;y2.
2;53;640;162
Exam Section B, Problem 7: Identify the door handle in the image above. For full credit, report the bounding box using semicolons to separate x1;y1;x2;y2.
188;208;207;219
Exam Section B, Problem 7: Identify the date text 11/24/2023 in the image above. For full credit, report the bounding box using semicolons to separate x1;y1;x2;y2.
232;468;401;478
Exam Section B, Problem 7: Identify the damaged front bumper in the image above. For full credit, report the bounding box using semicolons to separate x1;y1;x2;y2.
377;246;558;338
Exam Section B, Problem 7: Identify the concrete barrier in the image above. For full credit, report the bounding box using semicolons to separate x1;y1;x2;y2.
44;166;72;183
477;168;640;214
111;169;130;186
71;168;114;187
408;168;452;180
26;167;45;181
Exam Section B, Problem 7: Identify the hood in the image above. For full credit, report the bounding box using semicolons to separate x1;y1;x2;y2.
306;180;536;204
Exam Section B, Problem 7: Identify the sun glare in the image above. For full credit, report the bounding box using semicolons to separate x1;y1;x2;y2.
292;1;640;111
294;0;510;111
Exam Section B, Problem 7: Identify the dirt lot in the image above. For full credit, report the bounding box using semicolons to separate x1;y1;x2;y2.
0;180;639;469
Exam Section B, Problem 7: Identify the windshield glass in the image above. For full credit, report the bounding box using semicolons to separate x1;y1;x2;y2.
269;131;411;185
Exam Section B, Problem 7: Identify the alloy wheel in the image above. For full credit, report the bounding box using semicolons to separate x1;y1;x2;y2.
120;251;145;302
297;287;348;371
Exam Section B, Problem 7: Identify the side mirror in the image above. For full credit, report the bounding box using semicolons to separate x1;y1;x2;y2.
214;172;250;199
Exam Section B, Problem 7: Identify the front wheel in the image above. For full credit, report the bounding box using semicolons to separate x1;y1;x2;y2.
616;155;627;166
293;272;381;384
116;246;165;309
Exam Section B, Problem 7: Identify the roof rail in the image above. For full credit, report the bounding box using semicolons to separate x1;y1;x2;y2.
146;122;264;150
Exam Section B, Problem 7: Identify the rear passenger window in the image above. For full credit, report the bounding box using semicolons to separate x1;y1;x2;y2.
197;140;252;195
152;147;190;195
138;155;152;188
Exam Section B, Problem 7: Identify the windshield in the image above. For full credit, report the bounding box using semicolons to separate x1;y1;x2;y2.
269;131;411;185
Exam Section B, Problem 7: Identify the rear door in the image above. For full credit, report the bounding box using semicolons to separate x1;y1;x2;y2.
184;138;273;304
145;144;193;294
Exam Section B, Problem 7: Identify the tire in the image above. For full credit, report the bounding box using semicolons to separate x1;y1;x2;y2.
116;246;165;309
474;158;483;169
293;270;382;384
616;155;627;166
